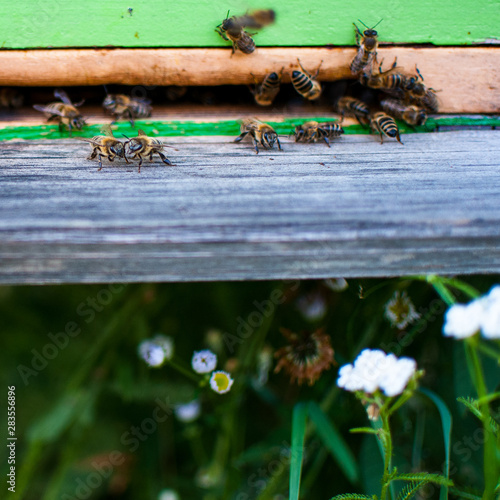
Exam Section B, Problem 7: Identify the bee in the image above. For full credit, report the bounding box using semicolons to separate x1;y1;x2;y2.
216;9;275;55
405;67;439;113
0;88;24;108
123;130;174;173
234;118;281;154
102;94;152;126
336;96;370;125
380;98;427;127
78;124;128;171
359;59;410;100
350;19;382;75
250;68;283;106
293;121;344;147
33;89;86;135
291;59;322;101
369;111;403;144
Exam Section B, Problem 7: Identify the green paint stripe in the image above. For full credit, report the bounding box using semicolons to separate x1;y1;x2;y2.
1;0;499;49
0;116;499;141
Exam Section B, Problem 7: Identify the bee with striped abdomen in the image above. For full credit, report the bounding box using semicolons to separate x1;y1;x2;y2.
33;89;86;135
380;98;427;127
359;58;408;99
123;130;174;173
216;9;275;55
103;94;152;126
350;19;382;75
291;59;322;101
78;125;128;171
235;118;281;154
250;68;283;106
293;121;344;147
336;96;370;125
370;112;403;144
405;67;439;113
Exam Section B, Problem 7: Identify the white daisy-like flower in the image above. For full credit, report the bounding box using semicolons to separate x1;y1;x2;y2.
337;349;417;397
138;341;166;367
478;286;500;339
153;334;174;361
384;291;420;329
158;489;179;500
209;370;234;394
174;399;201;423
324;278;348;292
191;350;217;374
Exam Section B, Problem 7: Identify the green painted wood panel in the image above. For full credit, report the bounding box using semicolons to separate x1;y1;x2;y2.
1;0;499;49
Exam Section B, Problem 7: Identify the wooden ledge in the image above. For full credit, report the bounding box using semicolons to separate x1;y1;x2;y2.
0;130;499;284
0;47;499;113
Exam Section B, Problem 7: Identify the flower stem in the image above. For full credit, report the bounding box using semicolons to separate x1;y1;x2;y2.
379;411;394;500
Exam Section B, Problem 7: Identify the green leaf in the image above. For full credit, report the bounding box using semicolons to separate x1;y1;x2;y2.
457;396;483;420
308;401;360;484
392;472;453;486
289;402;308;500
329;495;375;500
418;388;452;500
350;427;379;435
448;487;482;500
396;481;426;500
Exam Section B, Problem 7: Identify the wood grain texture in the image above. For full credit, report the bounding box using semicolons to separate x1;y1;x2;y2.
2;0;499;48
0;47;499;113
0;130;499;284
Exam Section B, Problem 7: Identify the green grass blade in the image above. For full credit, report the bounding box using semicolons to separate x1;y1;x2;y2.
418;388;452;500
308;401;360;484
290;402;308;500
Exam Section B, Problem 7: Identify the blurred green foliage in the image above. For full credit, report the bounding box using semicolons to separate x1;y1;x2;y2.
0;276;499;500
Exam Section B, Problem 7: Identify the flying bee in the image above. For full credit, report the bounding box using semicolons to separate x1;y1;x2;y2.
0;88;24;108
291;59;323;100
33;89;86;135
216;9;275;55
293;121;344;147
102;94;152;126
380;98;427;127
77;124;128;171
369;111;403;144
250;68;283;106
336;96;370;125
350;19;382;75
404;67;439;113
123;130;174;173
234;118;281;154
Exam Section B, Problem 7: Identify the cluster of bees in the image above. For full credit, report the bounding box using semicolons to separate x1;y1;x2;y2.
24;12;440;166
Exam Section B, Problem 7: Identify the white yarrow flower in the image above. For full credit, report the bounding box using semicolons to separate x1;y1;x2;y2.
138;341;166;367
175;399;201;423
385;291;420;329
209;370;234;394
191;350;217;373
153;334;174;361
158;489;180;500
337;349;417;397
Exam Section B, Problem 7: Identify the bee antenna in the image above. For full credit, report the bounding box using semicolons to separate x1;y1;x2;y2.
225;9;230;19
121;133;131;141
357;19;370;29
103;84;109;95
372;18;383;29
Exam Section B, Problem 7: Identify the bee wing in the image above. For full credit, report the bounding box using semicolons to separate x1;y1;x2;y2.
33;104;51;113
133;97;152;105
76;137;102;145
100;124;115;137
54;89;72;104
240;9;275;28
137;129;148;136
33;104;65;116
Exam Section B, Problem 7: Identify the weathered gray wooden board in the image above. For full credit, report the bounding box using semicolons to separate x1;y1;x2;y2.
0;130;499;284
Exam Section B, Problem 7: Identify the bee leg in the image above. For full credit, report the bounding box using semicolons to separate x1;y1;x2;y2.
322;135;331;148
97;154;104;171
234;131;249;143
158;152;173;166
396;131;403;145
137;156;143;173
252;137;260;154
313;60;324;79
88;148;98;161
276;137;282;151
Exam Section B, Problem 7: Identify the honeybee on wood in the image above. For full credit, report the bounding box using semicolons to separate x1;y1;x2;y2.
380;98;427;127
291;59;323;101
293;121;344;147
234;118;281;154
350;19;382;75
360;58;408;97
0;88;24;108
102;94;152;126
369;111;403;144
336;96;370;125
33;89;86;135
216;9;275;55
405;67;439;113
78;124;128;171
123;130;174;173
250;68;283;106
